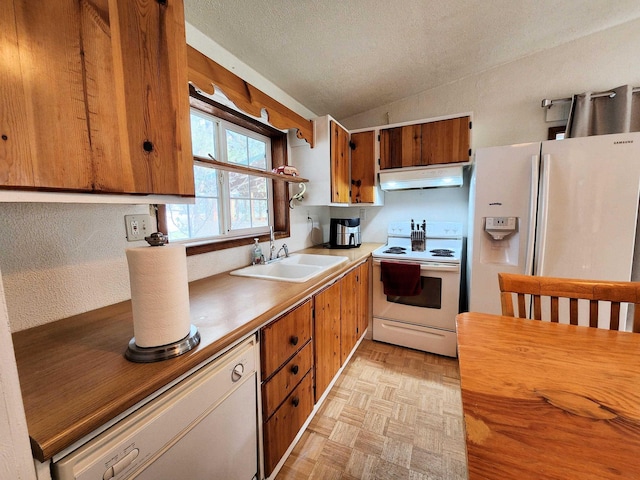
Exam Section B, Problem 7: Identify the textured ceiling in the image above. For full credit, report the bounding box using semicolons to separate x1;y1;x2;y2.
184;0;640;120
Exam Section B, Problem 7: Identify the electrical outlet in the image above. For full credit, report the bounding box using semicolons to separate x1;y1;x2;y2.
125;214;152;242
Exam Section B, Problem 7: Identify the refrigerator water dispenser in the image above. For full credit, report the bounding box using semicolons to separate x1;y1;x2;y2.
484;217;517;240
480;217;519;265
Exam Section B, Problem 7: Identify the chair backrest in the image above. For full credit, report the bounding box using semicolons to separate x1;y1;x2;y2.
498;273;640;332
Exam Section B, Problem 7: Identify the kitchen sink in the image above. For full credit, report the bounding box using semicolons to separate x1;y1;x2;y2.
230;254;348;283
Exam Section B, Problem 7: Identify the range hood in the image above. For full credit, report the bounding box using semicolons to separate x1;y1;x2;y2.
378;165;464;191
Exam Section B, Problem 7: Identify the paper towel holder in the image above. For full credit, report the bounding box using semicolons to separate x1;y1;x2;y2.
125;324;201;363
125;232;200;362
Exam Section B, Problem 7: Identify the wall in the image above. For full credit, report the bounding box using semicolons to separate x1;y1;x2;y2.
0;25;325;333
0;270;36;479
331;181;470;243
338;17;640;241
341;18;640;147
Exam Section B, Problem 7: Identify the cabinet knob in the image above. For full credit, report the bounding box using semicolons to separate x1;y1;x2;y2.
292;396;300;407
291;364;299;375
290;335;299;346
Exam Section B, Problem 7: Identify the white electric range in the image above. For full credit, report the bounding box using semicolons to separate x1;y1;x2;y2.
371;221;463;357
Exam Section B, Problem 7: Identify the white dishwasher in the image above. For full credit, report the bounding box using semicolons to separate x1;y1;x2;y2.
53;336;259;480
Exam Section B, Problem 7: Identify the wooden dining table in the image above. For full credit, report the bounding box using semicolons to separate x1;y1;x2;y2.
456;312;640;480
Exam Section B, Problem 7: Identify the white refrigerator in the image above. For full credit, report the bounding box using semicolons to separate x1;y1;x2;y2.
467;132;640;322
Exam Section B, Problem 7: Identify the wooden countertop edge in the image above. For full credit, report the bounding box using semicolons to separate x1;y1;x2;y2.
14;244;380;462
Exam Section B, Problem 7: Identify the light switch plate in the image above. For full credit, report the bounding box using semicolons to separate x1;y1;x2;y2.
125;214;152;242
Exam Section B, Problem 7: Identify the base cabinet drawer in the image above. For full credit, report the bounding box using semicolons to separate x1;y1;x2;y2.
263;371;314;476
262;341;313;420
261;300;312;379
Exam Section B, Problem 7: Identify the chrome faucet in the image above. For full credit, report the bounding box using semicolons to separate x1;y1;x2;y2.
277;243;289;259
269;226;276;261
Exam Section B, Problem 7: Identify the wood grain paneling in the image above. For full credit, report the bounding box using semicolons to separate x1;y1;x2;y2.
379;125;421;170
313;281;341;401
264;372;314;476
262;341;313;420
380;117;470;170
109;0;194;195
330;121;351;203
349;131;375;203
1;0;34;186
340;268;359;365
260;300;312;380
187;45;313;147
357;259;371;337
421;116;470;165
8;1;92;190
3;0;194;195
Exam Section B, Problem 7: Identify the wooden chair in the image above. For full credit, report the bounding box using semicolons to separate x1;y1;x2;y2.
498;273;640;332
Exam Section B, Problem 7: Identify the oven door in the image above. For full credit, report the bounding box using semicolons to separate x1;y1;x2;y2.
372;259;460;331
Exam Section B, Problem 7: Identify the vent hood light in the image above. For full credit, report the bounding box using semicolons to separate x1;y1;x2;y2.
379;165;464;191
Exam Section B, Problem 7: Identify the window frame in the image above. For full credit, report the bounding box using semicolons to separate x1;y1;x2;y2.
157;86;290;256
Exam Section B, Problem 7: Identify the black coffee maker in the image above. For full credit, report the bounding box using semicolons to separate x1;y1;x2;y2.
329;218;361;248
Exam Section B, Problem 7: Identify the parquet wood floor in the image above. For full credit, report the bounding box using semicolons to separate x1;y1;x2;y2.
275;339;468;480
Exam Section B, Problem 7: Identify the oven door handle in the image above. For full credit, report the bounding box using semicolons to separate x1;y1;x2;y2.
372;259;459;272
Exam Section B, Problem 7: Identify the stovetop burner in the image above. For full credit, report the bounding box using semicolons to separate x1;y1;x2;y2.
430;249;454;257
383;246;407;254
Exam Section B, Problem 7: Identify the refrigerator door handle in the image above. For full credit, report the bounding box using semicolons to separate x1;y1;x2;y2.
536;153;552;276
524;154;540;275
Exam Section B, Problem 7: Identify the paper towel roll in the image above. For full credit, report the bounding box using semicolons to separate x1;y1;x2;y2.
126;244;191;348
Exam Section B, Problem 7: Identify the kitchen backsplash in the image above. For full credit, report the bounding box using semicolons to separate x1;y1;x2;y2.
0;202;327;332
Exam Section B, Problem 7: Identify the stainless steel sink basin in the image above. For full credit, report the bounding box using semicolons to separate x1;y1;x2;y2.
230;253;348;283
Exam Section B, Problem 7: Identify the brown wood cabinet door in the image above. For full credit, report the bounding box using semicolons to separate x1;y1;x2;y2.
341;269;359;365
379;125;421;170
109;0;194;195
421;116;470;165
4;2;94;190
357;259;370;338
2;0;194;195
1;1;36;187
313;281;341;402
330;120;350;203
350;130;375;203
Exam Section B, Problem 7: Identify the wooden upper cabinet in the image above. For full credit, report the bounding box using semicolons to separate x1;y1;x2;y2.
1;0;194;196
421;116;470;165
379;125;421;170
330;120;350;203
379;116;470;170
350;131;376;204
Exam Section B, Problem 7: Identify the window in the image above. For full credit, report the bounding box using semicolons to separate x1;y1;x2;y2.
165;110;273;243
157;88;290;256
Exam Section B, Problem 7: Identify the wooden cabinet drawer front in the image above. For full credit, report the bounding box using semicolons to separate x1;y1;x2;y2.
261;300;312;379
263;372;314;476
262;341;313;420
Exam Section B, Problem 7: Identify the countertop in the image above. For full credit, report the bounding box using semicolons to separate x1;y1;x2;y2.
12;244;380;462
457;312;640;480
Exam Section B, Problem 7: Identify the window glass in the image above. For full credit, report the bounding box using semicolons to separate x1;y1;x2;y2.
166;110;272;243
190;112;216;158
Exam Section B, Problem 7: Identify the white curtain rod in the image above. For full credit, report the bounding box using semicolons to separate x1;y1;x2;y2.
541;87;640;108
